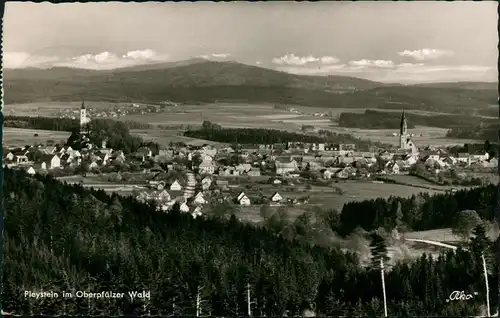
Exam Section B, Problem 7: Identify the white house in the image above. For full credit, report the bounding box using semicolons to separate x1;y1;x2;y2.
192;206;203;219
170;180;182;191
271;192;282;203
158;190;171;202
194;192;207;205
26;166;36;175
201;177;212;190
238;194;250;206
199;160;215;175
41;154;61;170
180;203;190;212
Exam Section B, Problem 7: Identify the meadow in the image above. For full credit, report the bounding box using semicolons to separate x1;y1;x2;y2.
232;179;443;223
3;127;71;147
6;102;482;147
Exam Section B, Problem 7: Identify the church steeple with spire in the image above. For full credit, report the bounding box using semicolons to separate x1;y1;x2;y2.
79;101;89;135
400;110;407;137
398;109;416;152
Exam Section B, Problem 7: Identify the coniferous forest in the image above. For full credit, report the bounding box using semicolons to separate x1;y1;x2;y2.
3;168;499;316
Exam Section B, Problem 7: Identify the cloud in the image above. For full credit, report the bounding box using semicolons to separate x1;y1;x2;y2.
276;62;496;83
72;52;119;65
6;49;170;70
272;53;340;66
200;53;231;59
398;49;455;61
348;59;395;69
4;51;60;68
122;49;158;60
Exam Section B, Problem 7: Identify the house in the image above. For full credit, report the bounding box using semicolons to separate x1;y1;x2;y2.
192;206;203;219
180;203;190;213
89;161;99;170
271;192;282;203
199;160;216;174
385;162;400;174
26;166;36;175
237;192;251;206
15;155;29;165
157;190;171;202
323;167;342;179
236;164;252;174
247;169;261;177
193;192;207;205
471;152;489;162
336;167;357;179
170;180;183;191
275;160;298;175
456;153;470;163
40;154;61;170
443;156;457;165
201;177;212;190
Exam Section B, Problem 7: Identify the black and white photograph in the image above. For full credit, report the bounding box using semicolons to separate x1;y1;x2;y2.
2;1;499;316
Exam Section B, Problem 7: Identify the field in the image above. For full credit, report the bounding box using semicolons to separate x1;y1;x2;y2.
130;128;227;147
3;127;71;147
381;174;485;190
404;226;499;243
233;180;443;223
7;102;483;147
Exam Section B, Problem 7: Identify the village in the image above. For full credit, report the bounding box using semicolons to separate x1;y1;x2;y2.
3;130;496;220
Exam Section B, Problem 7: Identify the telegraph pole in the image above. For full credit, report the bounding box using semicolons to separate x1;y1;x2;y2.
381;258;388;317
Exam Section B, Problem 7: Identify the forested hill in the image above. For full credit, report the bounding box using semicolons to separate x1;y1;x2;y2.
3;168;497;316
4;61;496;114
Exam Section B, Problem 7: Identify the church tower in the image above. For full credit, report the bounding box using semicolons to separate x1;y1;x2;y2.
399;110;408;149
80;101;88;134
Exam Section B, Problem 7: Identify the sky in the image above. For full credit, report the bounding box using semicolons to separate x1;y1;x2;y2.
4;2;498;83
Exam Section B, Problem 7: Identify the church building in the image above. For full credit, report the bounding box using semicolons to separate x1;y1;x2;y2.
399;110;417;153
80;101;91;135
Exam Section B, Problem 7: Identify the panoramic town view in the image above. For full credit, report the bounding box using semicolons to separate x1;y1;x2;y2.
2;2;499;317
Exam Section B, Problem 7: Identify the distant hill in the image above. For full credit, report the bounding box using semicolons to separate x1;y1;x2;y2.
412;81;498;90
4;60;497;114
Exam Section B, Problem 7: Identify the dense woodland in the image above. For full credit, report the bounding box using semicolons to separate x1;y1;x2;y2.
184;122;325;144
5;116;79;131
3;168;499;316
337;184;497;235
338;110;497;130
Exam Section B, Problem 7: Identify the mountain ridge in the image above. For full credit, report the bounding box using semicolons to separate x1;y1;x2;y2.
4;60;497;114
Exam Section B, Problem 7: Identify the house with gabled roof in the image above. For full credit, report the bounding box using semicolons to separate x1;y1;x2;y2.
179;202;190;213
40;154;61;170
192;206;203;218
26;166;36;175
170;180;182;191
271;192;282;203
237;193;251;206
199;160;216;175
193;192;207;205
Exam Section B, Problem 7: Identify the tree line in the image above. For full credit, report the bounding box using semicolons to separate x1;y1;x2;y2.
184;121;325;144
338;110;497;130
2;168;498;316
337;184;497;236
4;115;154;133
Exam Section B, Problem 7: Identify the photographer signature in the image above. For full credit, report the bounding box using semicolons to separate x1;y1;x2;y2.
446;290;478;302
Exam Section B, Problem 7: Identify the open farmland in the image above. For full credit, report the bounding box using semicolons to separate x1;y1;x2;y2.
381;174;485;190
326;125;480;146
5;101;138;117
231;179;444;223
121;103;332;132
3;127;71;147
131;128;228;147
